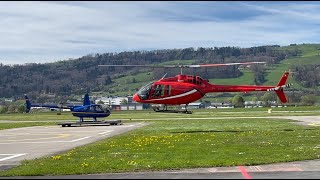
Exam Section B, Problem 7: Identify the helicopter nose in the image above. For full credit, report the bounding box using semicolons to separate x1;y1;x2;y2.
132;94;140;102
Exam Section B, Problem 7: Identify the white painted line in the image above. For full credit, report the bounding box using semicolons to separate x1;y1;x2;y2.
250;166;262;171
98;131;113;135
100;133;111;137
70;136;92;142
0;153;26;161
207;168;217;173
0;136;92;144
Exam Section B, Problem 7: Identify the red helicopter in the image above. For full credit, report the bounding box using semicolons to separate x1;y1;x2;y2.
98;62;292;113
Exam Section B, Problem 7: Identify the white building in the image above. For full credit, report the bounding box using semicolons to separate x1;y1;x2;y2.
95;97;128;106
120;103;143;110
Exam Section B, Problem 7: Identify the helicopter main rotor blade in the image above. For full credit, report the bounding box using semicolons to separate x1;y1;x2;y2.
98;62;266;68
98;64;174;68
188;62;266;67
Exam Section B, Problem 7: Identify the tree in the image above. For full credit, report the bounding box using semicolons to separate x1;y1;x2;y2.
261;92;274;107
0;106;8;114
251;96;259;106
232;94;245;108
97;100;104;105
121;98;128;105
8;104;17;113
18;104;26;113
104;75;112;85
301;94;316;106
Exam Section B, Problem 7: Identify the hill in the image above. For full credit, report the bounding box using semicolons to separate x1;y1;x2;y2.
0;44;319;104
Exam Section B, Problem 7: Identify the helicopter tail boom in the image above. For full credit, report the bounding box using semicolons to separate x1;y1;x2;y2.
208;71;292;103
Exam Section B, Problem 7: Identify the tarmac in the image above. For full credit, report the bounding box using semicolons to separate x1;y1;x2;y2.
0;122;148;171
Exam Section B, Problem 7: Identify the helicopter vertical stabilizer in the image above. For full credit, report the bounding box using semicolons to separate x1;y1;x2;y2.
83;93;91;106
268;71;292;103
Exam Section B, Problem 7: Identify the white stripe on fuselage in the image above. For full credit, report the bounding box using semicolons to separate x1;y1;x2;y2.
147;89;198;101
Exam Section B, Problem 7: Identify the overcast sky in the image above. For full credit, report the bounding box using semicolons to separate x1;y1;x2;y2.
1;1;320;65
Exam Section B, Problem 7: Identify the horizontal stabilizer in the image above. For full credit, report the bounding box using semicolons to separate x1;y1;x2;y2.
267;83;293;91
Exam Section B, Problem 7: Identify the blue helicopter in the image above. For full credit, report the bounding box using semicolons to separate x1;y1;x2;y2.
25;93;111;122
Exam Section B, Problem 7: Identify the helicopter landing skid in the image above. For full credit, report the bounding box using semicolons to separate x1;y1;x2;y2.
57;119;122;127
153;109;192;114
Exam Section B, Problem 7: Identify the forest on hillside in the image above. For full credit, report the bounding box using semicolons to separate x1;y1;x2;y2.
0;45;302;100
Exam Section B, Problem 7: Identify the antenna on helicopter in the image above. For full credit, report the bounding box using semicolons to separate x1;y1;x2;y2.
161;73;167;79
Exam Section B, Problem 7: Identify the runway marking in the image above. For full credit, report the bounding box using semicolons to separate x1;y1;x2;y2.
1;134;70;142
207;168;217;173
250;166;262;171
238;166;251;179
70;136;92;142
100;133;111;137
0;136;92;144
0;154;26;162
98;130;113;135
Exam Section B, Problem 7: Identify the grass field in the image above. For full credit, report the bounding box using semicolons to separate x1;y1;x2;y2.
0;107;319;176
1;106;320;123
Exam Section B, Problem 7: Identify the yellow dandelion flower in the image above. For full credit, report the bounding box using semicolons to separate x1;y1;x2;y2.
81;162;89;167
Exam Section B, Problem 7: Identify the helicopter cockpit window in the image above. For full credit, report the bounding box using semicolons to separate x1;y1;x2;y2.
89;105;96;112
137;81;153;100
94;105;104;112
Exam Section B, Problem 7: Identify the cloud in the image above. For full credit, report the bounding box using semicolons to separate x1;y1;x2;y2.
0;1;319;65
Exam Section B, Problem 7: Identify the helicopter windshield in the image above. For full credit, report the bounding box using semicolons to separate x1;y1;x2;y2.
137;81;154;100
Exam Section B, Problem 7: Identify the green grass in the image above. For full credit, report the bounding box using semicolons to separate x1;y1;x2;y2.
0;116;319;176
158;59;196;65
264;55;320;89
208;70;254;85
113;72;153;85
267;44;320;89
276;43;320;57
1;106;320;124
0;106;320;122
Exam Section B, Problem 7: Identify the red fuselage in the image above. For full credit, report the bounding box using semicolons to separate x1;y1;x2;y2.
132;74;280;105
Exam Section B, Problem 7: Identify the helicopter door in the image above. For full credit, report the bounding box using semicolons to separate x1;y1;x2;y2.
165;85;171;96
151;84;164;98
